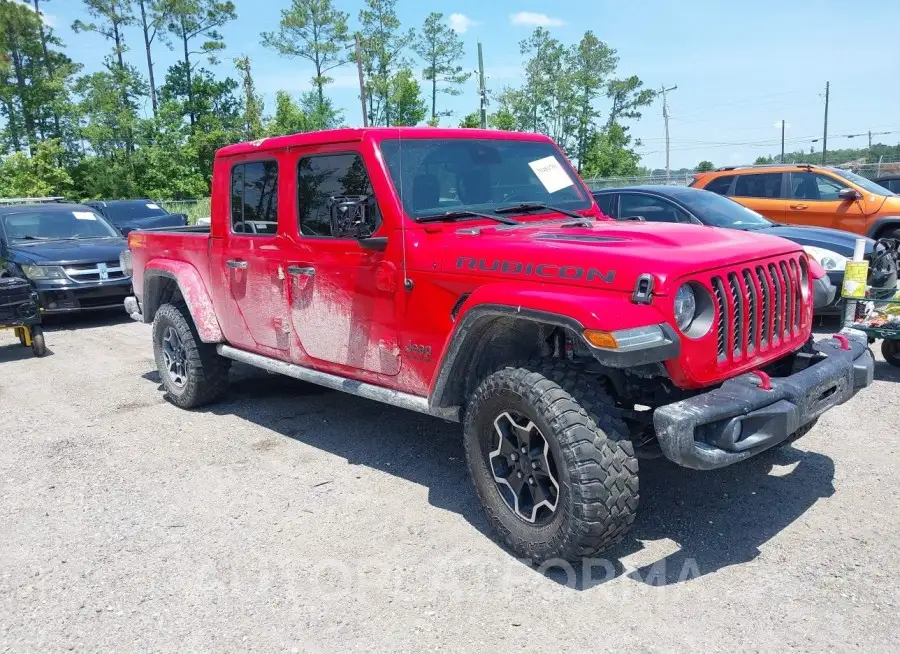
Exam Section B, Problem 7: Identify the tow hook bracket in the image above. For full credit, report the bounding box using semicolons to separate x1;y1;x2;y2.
833;334;851;350
750;369;772;391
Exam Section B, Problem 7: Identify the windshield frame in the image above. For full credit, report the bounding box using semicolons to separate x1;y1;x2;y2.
668;188;774;229
0;208;121;242
376;135;594;222
94;201;170;225
830;168;896;196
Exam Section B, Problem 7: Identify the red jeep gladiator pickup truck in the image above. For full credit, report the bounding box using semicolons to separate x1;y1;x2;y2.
122;127;873;563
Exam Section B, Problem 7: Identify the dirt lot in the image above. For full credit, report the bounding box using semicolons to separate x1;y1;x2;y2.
1;313;899;652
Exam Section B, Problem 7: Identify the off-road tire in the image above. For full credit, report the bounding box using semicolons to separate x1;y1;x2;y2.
30;326;46;357
882;339;900;367
463;361;639;564
152;302;230;409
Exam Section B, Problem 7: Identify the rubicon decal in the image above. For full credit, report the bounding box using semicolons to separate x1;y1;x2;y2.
456;257;616;284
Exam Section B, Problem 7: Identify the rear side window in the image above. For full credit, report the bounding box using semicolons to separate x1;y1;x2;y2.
593;193;616;218
231;161;279;235
703;175;734;195
733;173;783;199
297;153;380;238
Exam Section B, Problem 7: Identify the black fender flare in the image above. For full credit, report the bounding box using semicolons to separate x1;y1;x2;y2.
866;216;900;239
429;304;584;410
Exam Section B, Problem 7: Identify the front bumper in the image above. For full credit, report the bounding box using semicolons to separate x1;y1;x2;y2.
653;330;874;470
34;278;133;314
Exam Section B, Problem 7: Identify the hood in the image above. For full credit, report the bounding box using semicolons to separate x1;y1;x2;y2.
438;220;804;295
760;224;874;257
8;237;127;265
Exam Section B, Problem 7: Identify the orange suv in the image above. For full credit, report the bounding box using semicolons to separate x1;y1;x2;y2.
690;164;900;240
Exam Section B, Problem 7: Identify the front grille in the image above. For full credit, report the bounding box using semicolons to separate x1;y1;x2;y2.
710;255;807;362
63;261;128;283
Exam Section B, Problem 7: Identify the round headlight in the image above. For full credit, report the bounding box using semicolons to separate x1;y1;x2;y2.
674;284;697;331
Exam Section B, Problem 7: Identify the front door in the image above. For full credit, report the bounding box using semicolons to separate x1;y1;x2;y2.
284;150;400;376
787;171;868;233
216;159;289;353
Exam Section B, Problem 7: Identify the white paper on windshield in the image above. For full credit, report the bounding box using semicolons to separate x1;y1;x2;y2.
146;203;160;209
528;156;575;194
73;211;97;221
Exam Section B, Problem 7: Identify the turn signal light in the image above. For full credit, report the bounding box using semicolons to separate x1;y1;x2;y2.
583;330;618;349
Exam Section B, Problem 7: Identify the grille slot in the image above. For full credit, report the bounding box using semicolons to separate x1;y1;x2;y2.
711;277;728;360
789;259;802;330
756;266;769;348
727;273;743;356
769;263;782;342
743;270;757;353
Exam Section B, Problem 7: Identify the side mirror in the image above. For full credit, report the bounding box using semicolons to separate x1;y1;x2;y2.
838;188;862;201
120;226;133;236
329;195;376;239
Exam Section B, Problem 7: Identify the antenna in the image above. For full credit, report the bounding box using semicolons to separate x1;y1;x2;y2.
397;127;411;291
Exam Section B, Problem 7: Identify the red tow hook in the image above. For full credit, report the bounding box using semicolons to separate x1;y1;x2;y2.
750;370;772;391
833;334;851;350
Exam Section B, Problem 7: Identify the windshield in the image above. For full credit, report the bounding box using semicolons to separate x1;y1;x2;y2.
831;169;896;196
670;188;772;228
99;201;168;225
1;209;120;240
379;138;592;219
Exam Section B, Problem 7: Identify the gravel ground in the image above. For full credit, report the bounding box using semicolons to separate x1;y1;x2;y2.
1;313;899;652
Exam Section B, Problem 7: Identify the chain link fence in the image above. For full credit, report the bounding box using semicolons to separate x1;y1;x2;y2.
583;159;900;191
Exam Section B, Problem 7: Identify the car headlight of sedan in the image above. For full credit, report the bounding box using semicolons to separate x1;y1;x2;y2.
803;245;848;272
21;264;66;280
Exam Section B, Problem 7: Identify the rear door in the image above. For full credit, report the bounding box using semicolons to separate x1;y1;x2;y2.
212;158;291;353
731;172;787;222
787;170;867;232
282;147;401;376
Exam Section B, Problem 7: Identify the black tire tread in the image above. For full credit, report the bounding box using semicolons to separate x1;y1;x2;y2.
153;302;230;408
882;339;900;367
464;359;639;564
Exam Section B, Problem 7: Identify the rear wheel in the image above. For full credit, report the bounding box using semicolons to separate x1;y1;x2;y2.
30;326;46;357
152;302;230;408
882;339;900;367
463;361;639;564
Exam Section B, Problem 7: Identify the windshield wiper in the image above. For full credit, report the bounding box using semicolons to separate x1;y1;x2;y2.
494;202;586;220
416;210;519;226
14;235;49;241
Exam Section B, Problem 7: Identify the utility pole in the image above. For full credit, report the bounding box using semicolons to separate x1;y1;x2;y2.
477;42;487;129
355;34;368;128
821;81;829;165
661;84;677;180
868;129;872;150
781;119;785;163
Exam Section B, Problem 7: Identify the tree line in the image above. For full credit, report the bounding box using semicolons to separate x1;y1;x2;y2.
0;0;656;201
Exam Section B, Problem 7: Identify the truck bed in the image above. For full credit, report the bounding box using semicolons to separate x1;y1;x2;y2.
128;228;213;309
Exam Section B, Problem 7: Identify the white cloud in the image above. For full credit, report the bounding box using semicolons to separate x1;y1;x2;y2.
485;65;524;81
449;13;479;34
772;120;791;130
255;71;360;95
13;0;55;26
509;12;565;28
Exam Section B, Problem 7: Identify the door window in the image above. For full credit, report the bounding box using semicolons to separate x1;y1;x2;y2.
297;153;380;238
703;175;735;196
790;172;846;201
593;193;617;218
230;161;279;235
619;194;689;223
733;173;783;198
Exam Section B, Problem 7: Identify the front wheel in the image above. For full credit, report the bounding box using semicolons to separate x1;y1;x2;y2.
152;303;230;408
463;363;639;564
30;326;46;357
882;339;900;367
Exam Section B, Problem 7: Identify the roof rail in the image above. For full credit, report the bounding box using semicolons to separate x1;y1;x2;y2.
713;163;814;172
0;196;66;205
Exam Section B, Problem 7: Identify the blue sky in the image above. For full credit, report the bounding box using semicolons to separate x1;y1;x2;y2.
28;0;900;170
